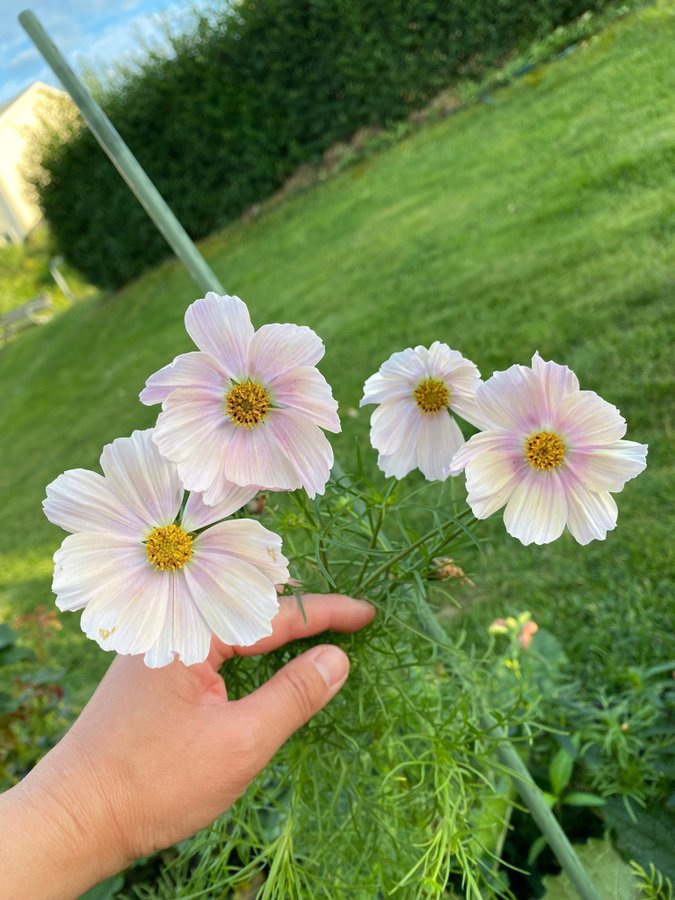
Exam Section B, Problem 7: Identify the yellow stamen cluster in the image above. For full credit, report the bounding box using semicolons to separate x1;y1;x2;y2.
145;524;193;571
525;431;566;471
226;381;271;427
413;378;450;414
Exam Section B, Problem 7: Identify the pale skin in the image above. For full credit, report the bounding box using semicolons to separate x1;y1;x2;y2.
0;593;375;900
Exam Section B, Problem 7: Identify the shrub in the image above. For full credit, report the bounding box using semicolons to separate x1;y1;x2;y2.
35;0;615;288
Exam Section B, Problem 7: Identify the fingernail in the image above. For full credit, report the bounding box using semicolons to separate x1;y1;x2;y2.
353;598;375;614
310;645;349;691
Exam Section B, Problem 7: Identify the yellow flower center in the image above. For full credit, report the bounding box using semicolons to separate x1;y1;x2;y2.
225;381;271;427
145;524;193;571
524;431;566;471
413;378;450;414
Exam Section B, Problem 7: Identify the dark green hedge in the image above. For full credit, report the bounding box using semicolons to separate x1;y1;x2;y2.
36;0;612;288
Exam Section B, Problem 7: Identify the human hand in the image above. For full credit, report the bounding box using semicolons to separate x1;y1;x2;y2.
0;593;374;900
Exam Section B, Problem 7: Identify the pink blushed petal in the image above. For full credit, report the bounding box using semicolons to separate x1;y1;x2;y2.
144;576;212;668
475;364;543;431
182;483;260;531
449;429;519;475
467;472;521;519
185;293;253;379
169;424;232;496
213;420;301;495
266;410;334;498
462;437;525;518
566;441;648;493
140;351;227;406
503;471;568;545
370;398;420;455
44;469;145;538
99;430;183;529
416;411;465;481
565;480;618;545
247;323;324;381
558;390;627;444
194;519;289;585
184;555;279;646
153;387;226;465
270;366;340;433
531;352;580;416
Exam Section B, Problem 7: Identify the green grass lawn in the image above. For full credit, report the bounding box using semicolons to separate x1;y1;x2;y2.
0;0;673;709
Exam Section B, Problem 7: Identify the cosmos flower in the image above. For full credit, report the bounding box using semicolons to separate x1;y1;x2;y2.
449;353;647;545
360;342;483;480
43;429;288;668
140;293;340;503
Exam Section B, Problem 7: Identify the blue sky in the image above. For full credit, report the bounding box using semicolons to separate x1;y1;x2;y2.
0;0;215;105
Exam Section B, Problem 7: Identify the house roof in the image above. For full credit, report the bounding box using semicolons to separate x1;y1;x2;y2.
0;82;66;122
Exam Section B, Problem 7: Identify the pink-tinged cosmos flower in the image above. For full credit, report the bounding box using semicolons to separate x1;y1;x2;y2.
140;293;340;503
449;353;648;545
43;429;289;668
360;342;483;480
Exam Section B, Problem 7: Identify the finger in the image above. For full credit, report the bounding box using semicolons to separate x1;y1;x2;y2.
232;644;349;767
207;594;374;669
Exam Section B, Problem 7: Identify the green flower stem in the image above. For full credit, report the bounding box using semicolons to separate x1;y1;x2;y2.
358;511;474;592
413;595;602;900
480;713;602;900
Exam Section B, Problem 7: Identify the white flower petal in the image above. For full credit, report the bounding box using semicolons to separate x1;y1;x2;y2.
565;441;648;492
475;364;542;431
53;532;141;611
377;346;428;382
265;410;334;498
248;323;324;381
207;419;301;496
100;430;184;529
144;575;212;668
153;387;226;464
449;429;518;475
503;471;568;545
558;390;627;444
167;423;231;496
184;555;279;646
370;398;420;455
360;371;414;406
181;484;260;531
185;293;253;379
416;411;465;481
464;431;526;506
565;480;618;545
140;351;226;406
531;352;579;415
377;413;422;479
81;563;169;656
44;469;145;538
270;366;340;432
194;519;289;585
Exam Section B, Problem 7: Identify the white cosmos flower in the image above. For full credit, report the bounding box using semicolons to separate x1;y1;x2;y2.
360;342;483;480
449;352;648;545
140;293;340;503
43;429;289;668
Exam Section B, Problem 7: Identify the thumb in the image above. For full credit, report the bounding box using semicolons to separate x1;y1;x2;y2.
236;644;350;766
